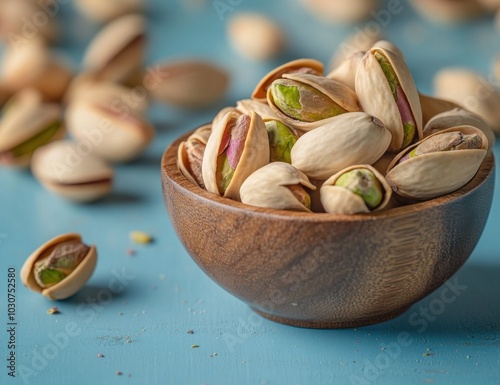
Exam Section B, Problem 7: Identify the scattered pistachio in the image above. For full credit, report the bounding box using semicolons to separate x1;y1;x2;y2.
47;307;60;315
191;344;200;349
130;231;154;244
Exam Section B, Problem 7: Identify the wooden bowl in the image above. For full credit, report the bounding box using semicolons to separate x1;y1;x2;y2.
161;131;495;328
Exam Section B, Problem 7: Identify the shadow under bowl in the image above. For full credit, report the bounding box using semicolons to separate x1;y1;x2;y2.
161;131;495;329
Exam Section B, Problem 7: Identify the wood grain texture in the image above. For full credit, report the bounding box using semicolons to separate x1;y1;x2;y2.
162;131;495;329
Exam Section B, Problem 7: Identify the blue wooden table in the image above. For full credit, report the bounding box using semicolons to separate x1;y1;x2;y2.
1;1;500;384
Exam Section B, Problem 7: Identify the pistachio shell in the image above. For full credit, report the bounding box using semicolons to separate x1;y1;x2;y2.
75;0;144;22
267;73;361;132
291;112;391;179
0;102;64;167
320;165;392;214
386;126;488;200
434;68;500;135
83;14;146;84
252;58;324;101
326;51;365;90
356;47;423;152
31;140;113;202
213;107;241;128
240;162;315;212
423;108;495;151
418;93;461;126
202;111;269;201
178;124;211;187
330;30;381;69
66;99;154;163
149;60;230;108
372;40;404;58
227;13;285;61
410;0;486;23
21;233;97;300
236;99;277;121
302;0;380;23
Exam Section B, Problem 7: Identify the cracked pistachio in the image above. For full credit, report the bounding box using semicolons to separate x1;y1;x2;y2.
386;126;488;200
240;162;315;212
267;73;361;132
356;46;423;152
291;112;391;180
178;124;211;188
265;120;298;164
202;111;269;201
321;165;392;214
252;58;323;101
21;233;97;300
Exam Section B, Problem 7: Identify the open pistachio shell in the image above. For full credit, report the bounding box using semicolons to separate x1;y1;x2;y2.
178;124;211;188
267;73;361;132
202;111;269;201
356;46;423;152
386;126;488;200
75;0;144;22
252;58;324;101
320;165;392;215
423;108;495;151
291;112;391;180
83;14;145;84
149;60;230;108
240;162;315;212
418;93;461;126
66;99;154;163
31;140;113;202
327;51;365;90
0;102;64;167
21;233;97;300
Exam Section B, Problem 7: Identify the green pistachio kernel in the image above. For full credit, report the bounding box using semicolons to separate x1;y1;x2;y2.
265;120;298;163
335;169;384;210
10;121;62;158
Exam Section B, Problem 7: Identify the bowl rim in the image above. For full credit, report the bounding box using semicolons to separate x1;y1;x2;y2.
162;129;495;223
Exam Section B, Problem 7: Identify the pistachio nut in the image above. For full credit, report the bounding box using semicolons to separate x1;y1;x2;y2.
302;0;380;23
149;60;230;109
31;140;114;202
227;13;285;61
386;126;488;200
356;46;423;152
423;108;495;151
240;162;315;212
330;30;381;68
418;93;461;126
291;112;391;179
252;58;324;101
410;0;486;23
66;99;154;163
321;165;392;214
178;124;211;188
0;101;64;167
75;0;144;22
265;120;299;163
327;51;365;90
83;14;146;85
434;68;500;134
21;233;97;300
202;111;269;201
267;73;361;132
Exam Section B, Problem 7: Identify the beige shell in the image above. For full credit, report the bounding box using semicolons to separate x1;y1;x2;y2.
31;140;113;202
434;68;500;135
149;60;230;108
240;162;316;212
178;124;211;187
327;51;365;90
372;40;404;58
267;72;361;132
386;126;488;200
66;100;154;163
83;14;145;84
330;30;381;69
227;13;286;61
75;0;144;22
212;107;241;128
0;102;64;167
423;108;495;152
291;112;391;180
410;0;486;23
320;165;392;214
252;58;324;101
418;93;461;126
302;0;380;23
236;99;278;121
20;233;97;300
356;46;423;152
202;111;269;201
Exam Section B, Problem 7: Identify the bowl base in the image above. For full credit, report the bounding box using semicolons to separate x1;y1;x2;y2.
251;306;411;329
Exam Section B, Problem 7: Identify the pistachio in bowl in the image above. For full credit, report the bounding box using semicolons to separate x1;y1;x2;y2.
161;43;495;328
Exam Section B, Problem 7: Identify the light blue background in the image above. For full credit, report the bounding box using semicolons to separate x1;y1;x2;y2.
1;1;500;384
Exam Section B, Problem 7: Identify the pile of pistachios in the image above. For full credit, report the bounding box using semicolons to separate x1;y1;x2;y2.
178;41;494;215
0;0;229;202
